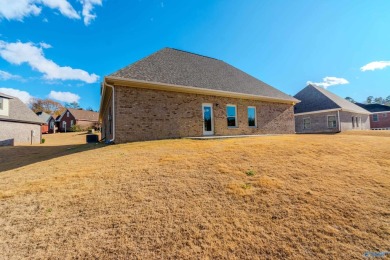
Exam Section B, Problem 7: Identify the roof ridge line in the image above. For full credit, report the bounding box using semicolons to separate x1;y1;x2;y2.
167;47;220;61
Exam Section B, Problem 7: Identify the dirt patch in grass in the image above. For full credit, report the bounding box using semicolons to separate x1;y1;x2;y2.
0;132;389;259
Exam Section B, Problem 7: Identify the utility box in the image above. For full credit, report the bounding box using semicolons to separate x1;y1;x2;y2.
86;134;99;143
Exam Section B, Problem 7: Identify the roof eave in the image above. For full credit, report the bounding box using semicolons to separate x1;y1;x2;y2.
105;76;299;105
0;118;43;125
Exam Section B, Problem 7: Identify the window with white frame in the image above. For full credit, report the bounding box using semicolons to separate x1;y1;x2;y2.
327;115;337;128
0;98;3;110
303;118;311;129
247;106;256;127
71;120;74;127
226;105;237;127
67;111;69;117
373;114;379;122
62;121;66;128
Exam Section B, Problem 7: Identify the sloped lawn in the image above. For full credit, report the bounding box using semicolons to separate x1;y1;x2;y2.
0;132;389;259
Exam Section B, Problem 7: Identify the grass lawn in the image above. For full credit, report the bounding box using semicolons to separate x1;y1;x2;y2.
0;131;389;259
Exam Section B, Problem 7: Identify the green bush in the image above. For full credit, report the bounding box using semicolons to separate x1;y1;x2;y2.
245;170;256;176
70;124;82;132
41;138;45;144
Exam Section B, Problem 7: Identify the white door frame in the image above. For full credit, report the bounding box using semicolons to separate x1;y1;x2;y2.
202;103;214;136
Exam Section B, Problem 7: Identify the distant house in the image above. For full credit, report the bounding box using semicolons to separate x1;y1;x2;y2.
36;111;56;133
294;85;371;133
99;48;299;143
57;108;99;132
0;92;43;146
355;103;390;130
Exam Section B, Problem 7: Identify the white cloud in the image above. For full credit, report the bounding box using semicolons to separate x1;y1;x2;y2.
0;0;103;25
0;0;80;21
79;0;102;25
307;77;349;89
41;0;80;19
0;0;41;21
360;61;390;72
0;40;99;83
0;70;22;81
0;87;33;104
49;90;80;103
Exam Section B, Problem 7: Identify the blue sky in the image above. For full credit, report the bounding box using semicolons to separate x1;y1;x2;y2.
0;0;389;110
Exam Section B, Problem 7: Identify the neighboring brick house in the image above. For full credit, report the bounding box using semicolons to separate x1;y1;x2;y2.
57;108;99;132
99;48;299;143
36;111;55;133
355;103;390;130
0;92;43;146
294;85;371;133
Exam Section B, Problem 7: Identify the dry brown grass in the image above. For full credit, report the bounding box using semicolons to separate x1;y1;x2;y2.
0;131;389;259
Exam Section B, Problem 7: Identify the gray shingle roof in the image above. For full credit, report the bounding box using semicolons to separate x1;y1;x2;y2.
109;48;297;102
36;111;53;124
0;92;43;124
68;108;99;121
355;103;390;113
294;85;370;114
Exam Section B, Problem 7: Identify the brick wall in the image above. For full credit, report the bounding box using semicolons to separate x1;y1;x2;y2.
339;111;370;131
76;120;97;130
295;110;370;133
370;112;390;129
58;111;76;132
0;121;41;146
295;111;340;133
110;86;295;143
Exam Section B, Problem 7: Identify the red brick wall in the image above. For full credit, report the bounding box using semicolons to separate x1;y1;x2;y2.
370;112;390;129
111;86;295;143
58;110;76;132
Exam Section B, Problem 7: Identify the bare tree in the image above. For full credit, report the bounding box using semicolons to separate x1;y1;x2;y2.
30;98;65;117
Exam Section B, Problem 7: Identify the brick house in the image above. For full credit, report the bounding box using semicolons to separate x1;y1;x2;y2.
36;111;55;133
57;108;99;132
355;103;390;130
0;92;43;146
99;48;299;143
294;85;371;133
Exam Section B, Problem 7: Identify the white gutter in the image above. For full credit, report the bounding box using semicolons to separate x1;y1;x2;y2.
294;108;340;116
337;110;341;132
103;79;115;143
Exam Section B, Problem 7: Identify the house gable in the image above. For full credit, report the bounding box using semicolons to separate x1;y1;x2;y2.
294;85;340;114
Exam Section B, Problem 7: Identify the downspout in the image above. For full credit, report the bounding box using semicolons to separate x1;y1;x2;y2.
337;110;341;132
104;79;115;143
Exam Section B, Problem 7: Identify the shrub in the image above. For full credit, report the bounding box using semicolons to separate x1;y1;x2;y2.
70;124;82;132
41;138;45;144
245;170;256;176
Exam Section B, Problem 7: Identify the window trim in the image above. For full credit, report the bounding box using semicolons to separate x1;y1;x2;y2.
226;104;238;128
247;106;257;127
67;111;70;117
373;114;379;122
303;117;311;130
327;115;337;129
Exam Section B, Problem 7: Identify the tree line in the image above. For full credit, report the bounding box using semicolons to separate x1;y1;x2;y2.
345;96;390;105
30;98;97;117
